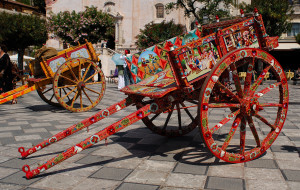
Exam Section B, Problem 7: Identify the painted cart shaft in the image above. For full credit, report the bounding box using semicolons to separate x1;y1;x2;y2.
20;9;288;179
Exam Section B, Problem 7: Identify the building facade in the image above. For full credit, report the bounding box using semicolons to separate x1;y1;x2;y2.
46;0;189;52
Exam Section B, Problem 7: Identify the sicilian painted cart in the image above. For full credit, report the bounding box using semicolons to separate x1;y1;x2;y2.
0;41;106;112
19;10;288;179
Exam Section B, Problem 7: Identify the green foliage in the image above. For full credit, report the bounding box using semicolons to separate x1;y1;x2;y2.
0;11;47;68
16;0;31;5
0;11;47;51
47;6;115;45
296;33;300;44
135;20;185;50
239;0;293;37
166;0;234;24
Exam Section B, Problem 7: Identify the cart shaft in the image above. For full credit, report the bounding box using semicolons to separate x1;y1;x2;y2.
0;84;36;104
18;97;134;158
22;103;151;179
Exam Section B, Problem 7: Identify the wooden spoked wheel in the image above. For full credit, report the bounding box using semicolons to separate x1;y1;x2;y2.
199;48;288;163
137;98;198;137
53;58;106;112
36;83;60;107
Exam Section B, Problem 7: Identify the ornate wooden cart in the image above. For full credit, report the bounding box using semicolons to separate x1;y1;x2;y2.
0;41;106;112
19;10;288;179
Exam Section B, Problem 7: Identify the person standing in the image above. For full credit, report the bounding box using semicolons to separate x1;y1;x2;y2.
117;52;126;90
0;44;13;94
121;49;134;87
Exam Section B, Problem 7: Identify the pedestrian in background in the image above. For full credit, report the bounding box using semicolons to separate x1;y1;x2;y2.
121;49;134;87
0;44;13;94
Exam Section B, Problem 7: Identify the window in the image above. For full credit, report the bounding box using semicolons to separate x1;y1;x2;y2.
155;3;164;18
104;1;115;13
288;23;300;36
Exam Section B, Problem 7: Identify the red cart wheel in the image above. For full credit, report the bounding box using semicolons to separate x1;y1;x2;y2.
199;48;288;163
137;98;198;137
53;58;106;112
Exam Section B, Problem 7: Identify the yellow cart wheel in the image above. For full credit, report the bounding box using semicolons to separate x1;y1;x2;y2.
53;58;106;112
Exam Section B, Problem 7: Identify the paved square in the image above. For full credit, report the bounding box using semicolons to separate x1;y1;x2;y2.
0;81;299;189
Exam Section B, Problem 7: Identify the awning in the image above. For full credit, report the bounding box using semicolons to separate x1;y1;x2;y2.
9;54;35;61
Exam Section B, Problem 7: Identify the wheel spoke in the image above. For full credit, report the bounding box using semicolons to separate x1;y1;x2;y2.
230;63;244;98
246;116;261;147
57;84;77;89
244;57;255;96
210;109;240;134
59;74;77;84
82;63;92;80
240;117;246;155
250;65;271;95
84;71;98;83
208;103;240;108
71;91;79;107
85;81;104;85
176;103;182;130
216;81;239;101
180;102;195;121
85;87;102;95
259;103;282;107
62;88;72;102
83;89;93;104
67;64;79;82
61;87;77;101
42;87;53;94
150;113;161;122
163;104;175;130
254;82;281;99
49;94;55;101
222;115;242;150
254;113;276;130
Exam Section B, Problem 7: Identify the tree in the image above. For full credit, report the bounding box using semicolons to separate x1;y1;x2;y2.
0;11;47;69
47;6;115;47
135;20;185;49
239;0;293;37
165;0;234;24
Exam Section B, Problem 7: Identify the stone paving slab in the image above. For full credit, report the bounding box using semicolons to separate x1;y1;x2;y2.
116;182;159;190
0;82;299;189
205;176;245;190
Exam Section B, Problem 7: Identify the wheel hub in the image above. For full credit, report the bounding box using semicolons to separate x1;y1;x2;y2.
240;97;251;115
77;81;85;90
240;97;261;116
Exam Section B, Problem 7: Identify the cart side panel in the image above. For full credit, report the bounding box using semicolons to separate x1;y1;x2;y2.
172;33;222;85
43;43;97;77
125;28;203;84
219;17;260;55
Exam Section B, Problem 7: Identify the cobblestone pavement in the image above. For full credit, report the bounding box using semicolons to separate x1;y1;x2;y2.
0;81;299;190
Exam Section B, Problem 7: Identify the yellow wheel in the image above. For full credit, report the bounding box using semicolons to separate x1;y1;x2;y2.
53;58;106;112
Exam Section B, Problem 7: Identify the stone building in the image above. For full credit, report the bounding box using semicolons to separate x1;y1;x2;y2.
46;0;189;52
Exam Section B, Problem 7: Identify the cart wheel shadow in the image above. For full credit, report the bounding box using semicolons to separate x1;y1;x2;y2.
25;104;102;113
